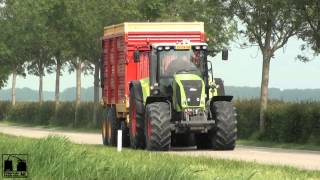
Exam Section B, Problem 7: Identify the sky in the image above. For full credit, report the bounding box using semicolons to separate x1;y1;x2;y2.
2;37;320;91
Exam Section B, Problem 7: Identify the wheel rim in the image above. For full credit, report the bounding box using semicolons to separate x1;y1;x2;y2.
131;103;137;137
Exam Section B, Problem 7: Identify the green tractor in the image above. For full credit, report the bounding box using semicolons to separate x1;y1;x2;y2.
129;41;237;151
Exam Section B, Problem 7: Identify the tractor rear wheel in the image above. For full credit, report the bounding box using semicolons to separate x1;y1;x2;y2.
102;107;119;146
196;101;237;150
129;87;145;149
145;102;171;151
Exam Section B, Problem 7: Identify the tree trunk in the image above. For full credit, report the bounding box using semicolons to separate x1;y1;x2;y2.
39;72;43;105
55;58;61;108
75;59;82;126
93;59;100;127
259;52;272;133
76;61;81;107
11;70;17;106
39;74;43;105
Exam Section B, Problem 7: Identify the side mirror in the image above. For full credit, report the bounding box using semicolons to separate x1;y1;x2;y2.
133;50;140;63
222;48;228;61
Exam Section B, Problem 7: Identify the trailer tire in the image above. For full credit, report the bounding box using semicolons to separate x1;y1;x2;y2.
102;107;119;146
129;87;145;149
145;102;171;151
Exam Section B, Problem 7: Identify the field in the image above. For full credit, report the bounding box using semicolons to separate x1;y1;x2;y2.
0;133;319;180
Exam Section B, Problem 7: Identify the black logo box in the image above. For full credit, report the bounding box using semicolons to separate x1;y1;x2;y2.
2;154;28;178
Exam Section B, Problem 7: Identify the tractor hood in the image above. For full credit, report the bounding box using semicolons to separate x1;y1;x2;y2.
172;73;205;112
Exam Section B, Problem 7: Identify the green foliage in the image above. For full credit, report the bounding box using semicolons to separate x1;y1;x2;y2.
53;102;75;126
0;101;11;120
264;102;320;144
8;102;39;124
294;0;320;60
0;133;319;180
235;100;320;145
2;101;103;128
234;99;260;138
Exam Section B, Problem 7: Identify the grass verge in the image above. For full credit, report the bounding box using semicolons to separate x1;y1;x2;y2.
0;133;319;180
238;139;320;151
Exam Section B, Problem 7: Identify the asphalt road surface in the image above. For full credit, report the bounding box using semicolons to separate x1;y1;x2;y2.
0;123;319;171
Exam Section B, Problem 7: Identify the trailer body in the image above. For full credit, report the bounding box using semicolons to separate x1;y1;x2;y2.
102;22;205;117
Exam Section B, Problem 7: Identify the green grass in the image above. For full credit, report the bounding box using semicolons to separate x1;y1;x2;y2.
0;133;319;180
238;139;320;151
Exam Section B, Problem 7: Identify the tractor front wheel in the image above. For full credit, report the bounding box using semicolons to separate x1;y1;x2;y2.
196;101;237;150
145;102;171;151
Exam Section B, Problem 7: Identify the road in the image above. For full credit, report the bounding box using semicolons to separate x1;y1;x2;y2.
0;123;319;171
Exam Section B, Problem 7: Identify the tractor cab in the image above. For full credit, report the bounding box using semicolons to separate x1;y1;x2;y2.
148;41;211;100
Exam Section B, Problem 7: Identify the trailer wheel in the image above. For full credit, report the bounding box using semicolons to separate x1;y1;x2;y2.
102;107;119;146
196;101;237;150
145;102;171;151
129;87;145;149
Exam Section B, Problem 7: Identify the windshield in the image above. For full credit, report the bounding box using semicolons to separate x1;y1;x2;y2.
159;49;205;77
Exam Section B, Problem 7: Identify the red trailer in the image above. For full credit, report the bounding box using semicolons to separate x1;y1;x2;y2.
101;22;205;116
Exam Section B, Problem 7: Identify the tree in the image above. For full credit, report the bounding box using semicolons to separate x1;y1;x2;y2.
230;0;303;133
0;3;11;90
12;0;56;105
138;0;236;54
0;1;27;105
295;0;320;60
46;0;71;108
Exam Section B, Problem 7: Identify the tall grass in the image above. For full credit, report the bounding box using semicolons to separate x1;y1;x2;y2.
0;133;319;180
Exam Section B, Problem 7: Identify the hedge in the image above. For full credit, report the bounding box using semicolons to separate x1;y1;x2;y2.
0;100;319;145
0;101;104;128
234;100;320;145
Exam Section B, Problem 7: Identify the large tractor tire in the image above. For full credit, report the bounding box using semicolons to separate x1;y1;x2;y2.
196;101;237;150
129;86;145;149
145;102;171;151
102;107;119;146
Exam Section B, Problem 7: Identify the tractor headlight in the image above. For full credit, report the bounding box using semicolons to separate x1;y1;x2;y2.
157;46;163;51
